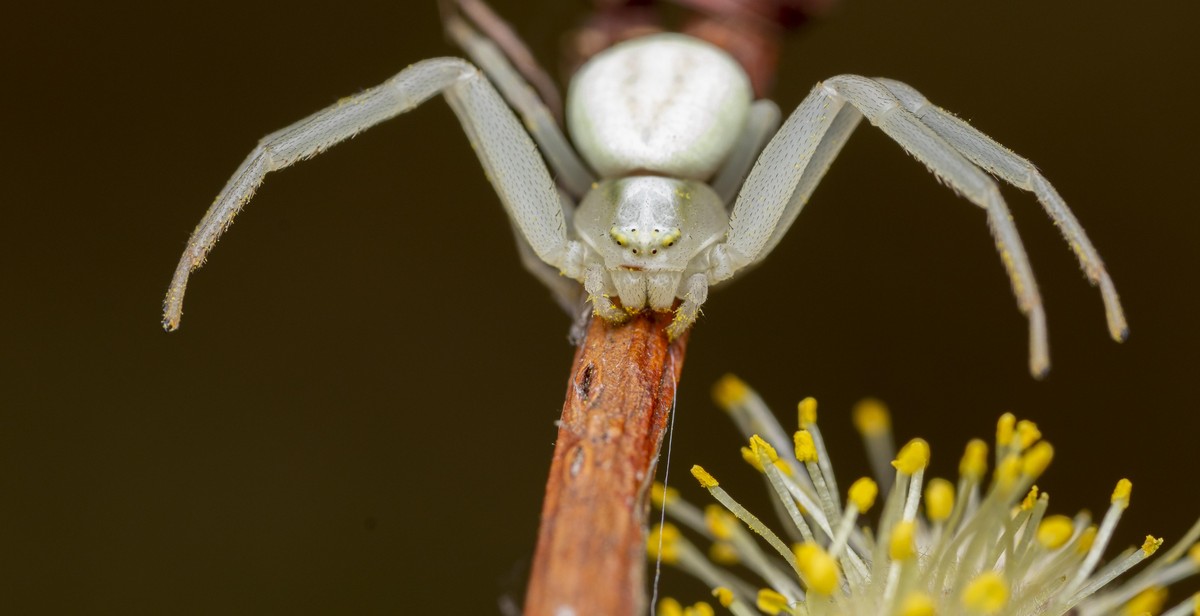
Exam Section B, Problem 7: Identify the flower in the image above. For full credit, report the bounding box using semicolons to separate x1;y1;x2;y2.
649;375;1200;615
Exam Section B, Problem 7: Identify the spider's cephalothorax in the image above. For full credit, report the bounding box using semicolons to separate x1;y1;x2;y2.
575;176;725;314
164;9;1126;376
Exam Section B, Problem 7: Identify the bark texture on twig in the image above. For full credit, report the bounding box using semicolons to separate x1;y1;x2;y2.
524;312;689;616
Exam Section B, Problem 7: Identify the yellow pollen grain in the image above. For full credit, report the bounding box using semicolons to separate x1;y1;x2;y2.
1112;478;1133;508
960;439;989;480
756;588;789;615
1077;526;1099;554
853;398;891;436
659;597;684;616
1121;586;1167;616
705;505;735;541
713;587;734;608
712;374;749;409
794;542;840;595
1037;515;1075;550
750;435;781;463
709;542;740;565
691;465;719;489
996;413;1016;448
1188;543;1200;565
794;430;819;463
1143;535;1164;556
890;521;917;561
925;478;955;522
899;592;936;616
798;397;818;427
962;572;1008;614
893;438;931;474
1022;441;1055;479
1016;419;1042;449
1022;486;1040;511
686;602;714;616
849;477;879;513
651;482;679;508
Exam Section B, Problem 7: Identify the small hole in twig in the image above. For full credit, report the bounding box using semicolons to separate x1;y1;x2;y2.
577;362;595;401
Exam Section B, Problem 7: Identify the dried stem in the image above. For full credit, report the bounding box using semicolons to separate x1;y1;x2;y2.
523;312;689;616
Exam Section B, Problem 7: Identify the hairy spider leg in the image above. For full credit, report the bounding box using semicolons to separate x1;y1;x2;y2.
163;58;576;331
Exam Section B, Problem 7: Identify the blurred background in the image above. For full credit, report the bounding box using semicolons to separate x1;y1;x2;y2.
3;0;1196;612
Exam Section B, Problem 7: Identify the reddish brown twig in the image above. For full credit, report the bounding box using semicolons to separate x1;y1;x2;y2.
524;312;689;616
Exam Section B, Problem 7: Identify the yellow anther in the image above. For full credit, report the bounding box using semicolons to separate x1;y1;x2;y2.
1022;485;1040;511
960;439;989;481
849;477;879;513
756;588;790;615
890;521;917;561
741;446;765;472
892;438;931;474
691;465;719;489
686;602;714;616
659;597;684;616
750;435;781;463
705;505;735;541
713;374;750;409
1143;535;1164;556
1188;543;1200;565
994;455;1021;489
749;436;793;476
1015;419;1042;449
713;587;735;608
853;398;891;436
1121;586;1167;616
996;413;1016;448
899;592;936;616
794;430;819;463
647;523;681;564
925;478;955;522
1077;526;1099;554
794;542;840;595
797;397;818;427
709;542;740;565
962;572;1009;614
1112;478;1133;508
1037;515;1075;550
651;482;679;509
1021;441;1054;479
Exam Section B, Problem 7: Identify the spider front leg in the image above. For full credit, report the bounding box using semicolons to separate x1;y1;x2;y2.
875;78;1127;342
164;58;577;330
720;75;1121;377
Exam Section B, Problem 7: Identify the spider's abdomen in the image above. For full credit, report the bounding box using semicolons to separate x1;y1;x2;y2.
566;34;752;181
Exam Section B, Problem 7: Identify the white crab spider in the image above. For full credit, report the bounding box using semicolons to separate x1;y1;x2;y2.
163;16;1126;377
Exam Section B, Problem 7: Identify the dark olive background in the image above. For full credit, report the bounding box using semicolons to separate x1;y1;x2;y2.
3;1;1197;613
